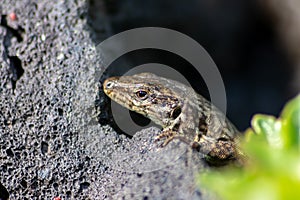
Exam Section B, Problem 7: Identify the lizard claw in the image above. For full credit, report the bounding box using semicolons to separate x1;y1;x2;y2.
154;130;176;147
155;137;174;148
154;135;161;142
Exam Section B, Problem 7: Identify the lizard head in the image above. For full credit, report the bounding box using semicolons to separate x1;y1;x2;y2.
103;73;184;127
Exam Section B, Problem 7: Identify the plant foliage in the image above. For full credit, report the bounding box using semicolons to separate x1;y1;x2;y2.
200;95;300;200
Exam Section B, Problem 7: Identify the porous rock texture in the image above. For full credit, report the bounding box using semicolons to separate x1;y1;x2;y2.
0;1;212;199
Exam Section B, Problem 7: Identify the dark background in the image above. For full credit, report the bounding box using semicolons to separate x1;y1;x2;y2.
88;0;297;130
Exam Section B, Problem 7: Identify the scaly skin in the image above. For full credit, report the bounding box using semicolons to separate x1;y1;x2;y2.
103;72;242;165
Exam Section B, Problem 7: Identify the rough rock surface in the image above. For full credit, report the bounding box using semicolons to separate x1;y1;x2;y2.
0;1;213;199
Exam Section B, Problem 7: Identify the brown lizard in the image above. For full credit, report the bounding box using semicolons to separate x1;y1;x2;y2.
103;72;242;165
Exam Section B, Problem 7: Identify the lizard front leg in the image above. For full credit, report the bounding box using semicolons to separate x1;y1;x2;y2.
155;129;178;147
155;114;183;146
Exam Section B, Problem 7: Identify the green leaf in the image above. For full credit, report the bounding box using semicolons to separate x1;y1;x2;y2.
250;114;282;148
280;94;300;150
199;94;300;200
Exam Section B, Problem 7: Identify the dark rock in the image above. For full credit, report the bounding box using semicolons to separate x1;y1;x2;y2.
0;0;213;199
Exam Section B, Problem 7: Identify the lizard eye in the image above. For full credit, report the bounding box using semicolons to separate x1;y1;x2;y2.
135;90;148;100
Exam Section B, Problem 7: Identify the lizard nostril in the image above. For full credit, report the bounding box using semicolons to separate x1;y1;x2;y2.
105;81;114;89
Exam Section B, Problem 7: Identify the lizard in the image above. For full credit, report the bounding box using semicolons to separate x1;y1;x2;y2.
103;72;243;165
